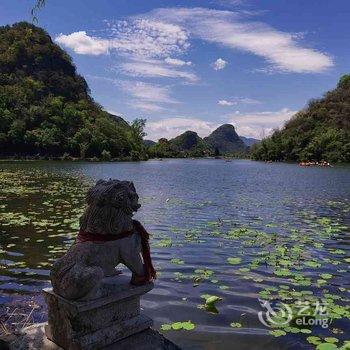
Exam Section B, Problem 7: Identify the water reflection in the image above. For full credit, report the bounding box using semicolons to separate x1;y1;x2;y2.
0;160;349;349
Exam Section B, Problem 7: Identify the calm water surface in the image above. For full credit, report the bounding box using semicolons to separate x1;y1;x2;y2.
0;159;349;349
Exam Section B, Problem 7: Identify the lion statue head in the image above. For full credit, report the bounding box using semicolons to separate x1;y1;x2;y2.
79;179;140;235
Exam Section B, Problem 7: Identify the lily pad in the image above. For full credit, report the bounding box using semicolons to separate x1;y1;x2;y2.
171;322;183;330
325;338;339;344
182;321;195;330
269;329;286;337
227;257;242;265
160;324;172;331
230;322;242;328
316;343;338;350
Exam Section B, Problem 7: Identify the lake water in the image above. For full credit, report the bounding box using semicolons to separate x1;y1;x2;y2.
0;159;349;349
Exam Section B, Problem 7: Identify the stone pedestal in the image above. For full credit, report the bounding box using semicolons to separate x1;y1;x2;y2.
1;323;181;350
43;275;154;350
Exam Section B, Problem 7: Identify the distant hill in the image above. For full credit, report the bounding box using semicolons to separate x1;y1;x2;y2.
0;22;144;159
170;130;211;156
107;113;129;127
204;124;247;153
240;136;260;147
170;131;203;151
251;75;350;163
143;139;156;148
148;125;251;158
148;131;212;158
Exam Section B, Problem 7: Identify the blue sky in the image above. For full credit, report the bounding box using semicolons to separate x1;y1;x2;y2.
1;0;349;140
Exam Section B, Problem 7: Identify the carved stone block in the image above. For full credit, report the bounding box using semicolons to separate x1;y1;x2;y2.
44;276;154;350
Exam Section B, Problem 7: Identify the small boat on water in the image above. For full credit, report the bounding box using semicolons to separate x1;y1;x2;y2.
299;161;332;167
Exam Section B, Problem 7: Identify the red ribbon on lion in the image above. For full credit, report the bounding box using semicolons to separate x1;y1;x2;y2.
76;219;156;281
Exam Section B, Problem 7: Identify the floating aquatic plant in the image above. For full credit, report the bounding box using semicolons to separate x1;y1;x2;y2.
230;322;242;328
1;167;349;349
161;321;196;331
227;257;241;265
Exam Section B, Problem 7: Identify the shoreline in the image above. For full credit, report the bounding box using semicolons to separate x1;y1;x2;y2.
0;156;251;163
0;158;349;166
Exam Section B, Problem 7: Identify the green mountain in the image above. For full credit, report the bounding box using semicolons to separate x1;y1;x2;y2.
148;126;250;158
251;75;350;163
148;131;212;158
204;124;247;154
143;139;156;148
170;130;212;156
240;136;260;147
169;131;204;150
0;22;144;160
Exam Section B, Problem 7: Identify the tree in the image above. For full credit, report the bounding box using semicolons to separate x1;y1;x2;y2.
251;75;350;163
126;119;147;160
0;22;144;159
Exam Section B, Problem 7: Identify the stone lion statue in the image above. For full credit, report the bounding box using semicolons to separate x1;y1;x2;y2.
50;179;156;301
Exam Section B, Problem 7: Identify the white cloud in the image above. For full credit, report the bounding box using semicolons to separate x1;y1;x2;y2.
147;7;333;73
86;74;115;83
227;107;296;138
56;7;333;74
56;19;196;81
236;97;260;104
55;31;109;55
120;80;177;104
146;108;296;140
57;19;189;58
218;97;260;106
130;102;165;112
119;80;178;113
107;19;190;57
164;57;192;66
87;75;177;113
56;6;332;83
214;0;245;7
119;58;198;81
212;58;228;70
218;99;236;106
146;117;219;141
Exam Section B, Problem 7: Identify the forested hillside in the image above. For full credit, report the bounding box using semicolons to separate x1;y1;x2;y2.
148;126;249;158
204;124;247;154
251;76;350;163
148;131;212;158
0;22;145;160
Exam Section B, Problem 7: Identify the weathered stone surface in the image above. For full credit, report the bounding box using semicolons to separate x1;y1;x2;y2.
46;314;153;350
2;324;181;350
103;329;181;350
50;236;147;301
50;180;146;301
37;179;166;349
44;276;154;349
44;292;141;338
44;275;153;310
